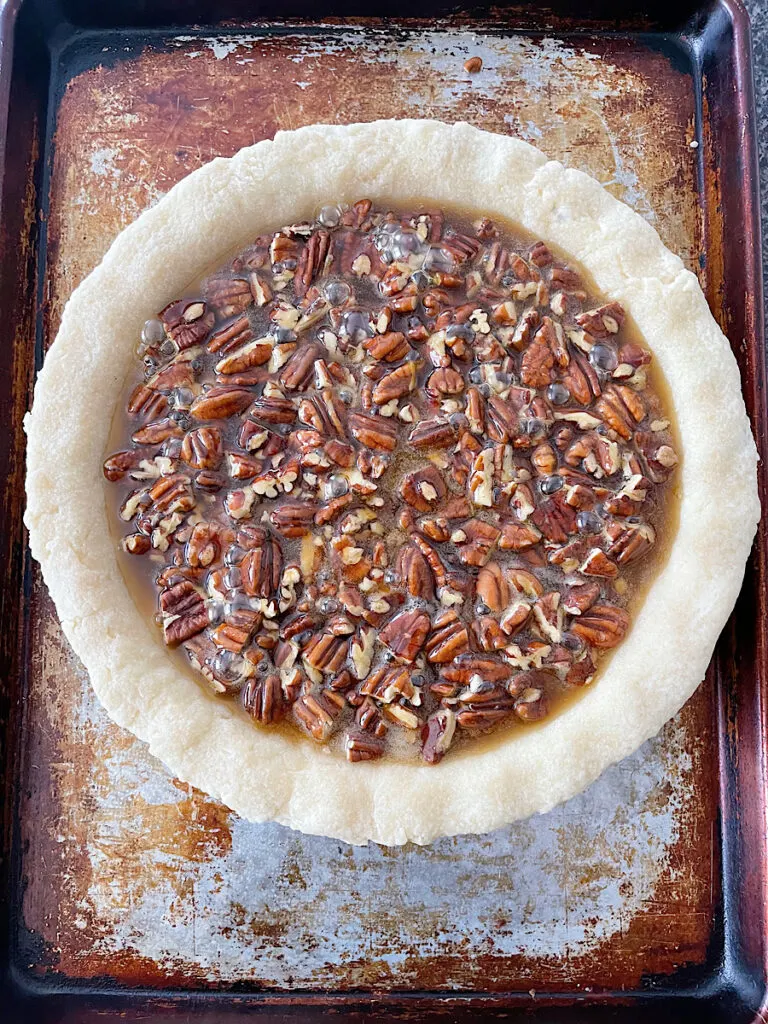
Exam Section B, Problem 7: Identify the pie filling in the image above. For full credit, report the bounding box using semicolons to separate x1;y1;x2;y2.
103;200;678;764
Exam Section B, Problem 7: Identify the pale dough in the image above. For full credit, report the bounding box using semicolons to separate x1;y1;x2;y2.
24;120;759;845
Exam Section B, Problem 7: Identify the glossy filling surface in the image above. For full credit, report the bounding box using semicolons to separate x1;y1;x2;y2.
103;200;678;764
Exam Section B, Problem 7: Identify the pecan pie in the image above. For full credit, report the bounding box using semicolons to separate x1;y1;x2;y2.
25;121;758;844
104;200;678;765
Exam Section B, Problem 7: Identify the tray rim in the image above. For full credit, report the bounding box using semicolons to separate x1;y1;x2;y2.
1;0;766;1019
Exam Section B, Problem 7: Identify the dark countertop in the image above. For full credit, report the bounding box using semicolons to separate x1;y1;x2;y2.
746;0;768;307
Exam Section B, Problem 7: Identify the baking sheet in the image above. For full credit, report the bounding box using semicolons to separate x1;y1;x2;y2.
17;23;722;994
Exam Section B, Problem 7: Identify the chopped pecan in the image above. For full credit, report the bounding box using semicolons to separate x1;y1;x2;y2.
346;730;385;762
595;385;646;440
473;616;507;651
605;521;655;565
531;494;578;543
293;690;344;742
514;686;549;722
148;473;195;514
103;450;146;481
122;533;151;555
532;592;563;642
456;702;514;731
186;522;222;568
529;241;553;267
421;708;457;764
454;518;500;567
551;266;584;293
399;465;447;513
498;521;542;550
486;396;519;443
441;232;481;263
159;298;214;350
500;600;531;636
562;581;601;616
521;319;559;387
575;301;625;339
442;654;512;686
364;331;409;362
580;548;618;578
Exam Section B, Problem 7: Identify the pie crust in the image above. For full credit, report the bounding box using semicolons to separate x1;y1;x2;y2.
25;119;759;845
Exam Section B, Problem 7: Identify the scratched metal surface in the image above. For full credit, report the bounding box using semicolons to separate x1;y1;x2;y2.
21;24;716;991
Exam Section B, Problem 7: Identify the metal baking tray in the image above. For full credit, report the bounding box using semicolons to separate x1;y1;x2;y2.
0;0;765;1019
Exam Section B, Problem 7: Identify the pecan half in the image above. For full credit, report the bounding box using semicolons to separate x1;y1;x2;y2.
215;338;273;374
425;610;470;663
476;561;509;612
190;386;253;420
271;503;316;538
242;674;286;724
372;361;417;404
203;276;253;318
294;230;332;297
379;609;430;664
160;581;208;646
348;412;398;451
571;604;630;649
408;417;456;449
240;531;283;598
398;545;436;600
181;427;223;470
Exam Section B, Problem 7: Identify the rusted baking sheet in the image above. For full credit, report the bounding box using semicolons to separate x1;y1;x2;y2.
1;6;761;1017
15;21;721;997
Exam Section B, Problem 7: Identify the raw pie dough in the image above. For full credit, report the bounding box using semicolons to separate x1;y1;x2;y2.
25;120;759;845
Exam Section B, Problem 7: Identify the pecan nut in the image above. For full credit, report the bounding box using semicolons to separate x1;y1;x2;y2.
571;604;630;649
379;609;431;664
160;581;208;646
190;386;253;420
242;673;286;724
